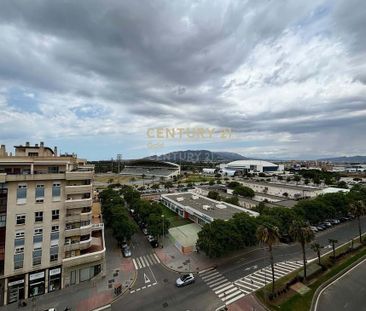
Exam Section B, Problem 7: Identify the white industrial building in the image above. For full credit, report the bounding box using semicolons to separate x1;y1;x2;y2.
220;160;284;176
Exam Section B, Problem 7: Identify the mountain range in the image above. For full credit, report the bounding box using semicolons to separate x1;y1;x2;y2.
317;156;366;163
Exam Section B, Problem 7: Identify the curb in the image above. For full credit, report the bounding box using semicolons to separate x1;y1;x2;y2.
310;253;366;311
92;269;138;311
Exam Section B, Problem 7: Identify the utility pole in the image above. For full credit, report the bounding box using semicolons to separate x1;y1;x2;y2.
117;154;122;174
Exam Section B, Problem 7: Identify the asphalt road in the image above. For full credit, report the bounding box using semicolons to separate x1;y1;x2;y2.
112;231;224;311
316;258;366;311
113;217;366;311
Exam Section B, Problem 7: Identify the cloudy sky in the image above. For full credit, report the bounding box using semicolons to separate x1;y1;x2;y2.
0;0;365;160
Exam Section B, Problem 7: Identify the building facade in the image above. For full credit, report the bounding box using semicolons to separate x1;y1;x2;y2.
0;142;106;305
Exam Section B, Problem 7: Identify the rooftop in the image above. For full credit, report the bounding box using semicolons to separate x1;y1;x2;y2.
162;192;259;221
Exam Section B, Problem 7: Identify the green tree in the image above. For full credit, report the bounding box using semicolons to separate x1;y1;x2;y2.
223;196;240;206
256;224;280;294
209;179;215;186
111;206;138;242
207;191;221;201
289;221;314;281
348;200;366;243
311;243;322;265
293;175;301;184
328;239;338;258
233;185;255;198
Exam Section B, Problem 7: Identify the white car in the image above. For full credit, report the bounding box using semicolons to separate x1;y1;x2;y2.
310;226;318;232
176;273;195;287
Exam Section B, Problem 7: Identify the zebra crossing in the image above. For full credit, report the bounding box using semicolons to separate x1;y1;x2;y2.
132;253;161;270
199;268;245;306
234;261;303;295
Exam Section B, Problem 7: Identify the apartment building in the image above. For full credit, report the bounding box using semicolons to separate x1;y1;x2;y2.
0;142;106;305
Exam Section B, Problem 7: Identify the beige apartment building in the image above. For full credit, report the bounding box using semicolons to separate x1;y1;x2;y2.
0;142;106;305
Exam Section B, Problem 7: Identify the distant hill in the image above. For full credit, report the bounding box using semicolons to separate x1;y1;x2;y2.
318;156;366;163
146;150;247;163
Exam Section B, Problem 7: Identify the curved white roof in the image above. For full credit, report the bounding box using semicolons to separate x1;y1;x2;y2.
226;160;278;168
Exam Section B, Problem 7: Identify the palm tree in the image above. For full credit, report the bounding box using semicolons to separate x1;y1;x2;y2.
311;243;322;265
348;200;366;243
289;221;315;281
329;239;338;258
256;224;280;294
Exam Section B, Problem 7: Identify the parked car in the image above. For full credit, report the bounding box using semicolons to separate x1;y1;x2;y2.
323;221;332;228
147;235;155;243
316;224;326;231
176;273;195;287
142;228;148;235
123;247;132;257
150;240;159;248
310;226;318;232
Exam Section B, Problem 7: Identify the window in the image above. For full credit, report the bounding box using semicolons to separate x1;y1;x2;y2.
32;248;42;266
52;209;59;220
17;184;27;204
14;247;24;269
48;166;59;174
50;246;59;262
0;214;6;227
52;183;61;201
80;220;90;227
33;228;43;244
51;225;59;241
16;214;26;225
15;231;25;247
35;184;44;203
35;211;43;222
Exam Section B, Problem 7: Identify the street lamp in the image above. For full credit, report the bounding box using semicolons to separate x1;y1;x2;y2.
161;214;165;248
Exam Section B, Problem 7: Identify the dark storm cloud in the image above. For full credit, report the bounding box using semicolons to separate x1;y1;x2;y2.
0;0;366;158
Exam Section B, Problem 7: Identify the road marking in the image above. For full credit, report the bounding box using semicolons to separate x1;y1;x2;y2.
204;274;224;283
208;278;227;288
140;256;146;268
215;284;234;294
201;271;220;280
132;258;138;270
212;282;232;292
221;290;243;301
145;254;153;265
153;253;160;263
225;293;245;305
144;273;151;284
135;257;142;269
218;287;238;298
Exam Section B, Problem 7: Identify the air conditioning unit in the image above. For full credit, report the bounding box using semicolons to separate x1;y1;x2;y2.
177;197;184;202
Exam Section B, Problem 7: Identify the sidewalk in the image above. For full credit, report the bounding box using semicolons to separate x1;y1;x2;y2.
1;230;135;311
227;294;268;311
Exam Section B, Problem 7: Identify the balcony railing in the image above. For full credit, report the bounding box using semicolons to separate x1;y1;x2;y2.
66;171;93;181
64;224;93;237
65;184;92;195
65;198;92;210
62;247;105;268
65;211;92;223
64;238;92;252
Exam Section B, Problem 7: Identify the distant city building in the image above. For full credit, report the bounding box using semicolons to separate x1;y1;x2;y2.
219;160;284;176
202;168;217;174
0;142;105;305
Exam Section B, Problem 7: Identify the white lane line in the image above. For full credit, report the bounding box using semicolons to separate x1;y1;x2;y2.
208;278;227;288
199;267;216;275
201;271;220;281
248;275;266;285
274;266;292;274
130;290;135;294
240;279;261;289
153;253;160;263
206;276;225;285
284;261;302;268
235;280;257;292
145;254;153;265
221;290;243;302
136;288;141;292
204;274;224;283
136;257;142;269
225;293;245;305
142;256;149;267
141;286;146;290
215;284;234;294
212;282;232;292
132;258;138;270
147;284;152;288
218;287;238;298
140;256;146;268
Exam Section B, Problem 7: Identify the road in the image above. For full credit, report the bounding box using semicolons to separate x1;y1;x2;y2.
316;258;366;311
112;231;223;311
113;217;366;310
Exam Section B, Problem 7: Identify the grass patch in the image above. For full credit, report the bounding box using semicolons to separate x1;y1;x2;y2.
94;174;139;184
181;174;216;183
256;245;366;311
160;204;192;228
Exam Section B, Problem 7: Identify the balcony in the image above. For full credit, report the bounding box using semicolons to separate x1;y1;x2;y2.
65;198;92;210
2;172;65;182
64;238;92;252
65;211;92;223
62;232;105;268
66;171;93;181
65;184;92;195
64;224;92;237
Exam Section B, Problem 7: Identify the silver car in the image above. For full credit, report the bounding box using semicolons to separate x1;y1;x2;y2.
176;273;195;287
